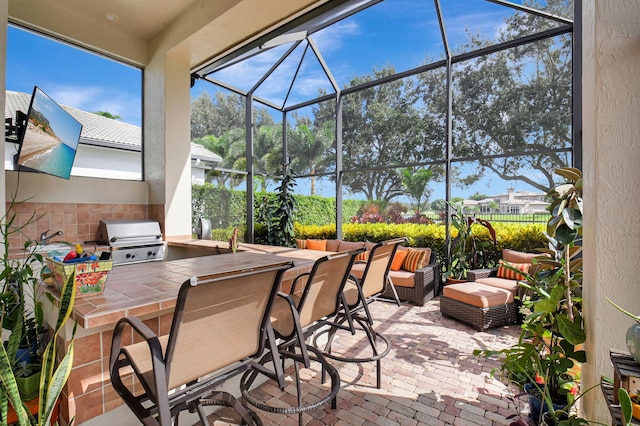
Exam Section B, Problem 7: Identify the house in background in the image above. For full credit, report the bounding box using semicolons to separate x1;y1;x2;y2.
463;187;549;214
4;90;221;182
190;142;222;184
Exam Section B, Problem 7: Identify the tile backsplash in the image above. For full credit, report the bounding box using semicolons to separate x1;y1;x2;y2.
4;202;164;249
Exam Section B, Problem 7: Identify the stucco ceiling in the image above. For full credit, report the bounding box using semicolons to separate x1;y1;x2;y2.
24;0;196;42
8;0;330;69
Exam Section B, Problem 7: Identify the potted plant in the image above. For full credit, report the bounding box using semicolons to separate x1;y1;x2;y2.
445;201;496;283
475;167;589;425
14;361;42;402
1;197;77;425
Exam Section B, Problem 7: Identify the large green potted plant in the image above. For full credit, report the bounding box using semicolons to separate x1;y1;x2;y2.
1;198;77;425
445;201;496;282
476;167;590;425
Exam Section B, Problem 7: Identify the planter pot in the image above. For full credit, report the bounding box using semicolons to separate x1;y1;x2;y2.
524;383;566;425
626;322;640;364
445;277;467;285
16;370;41;401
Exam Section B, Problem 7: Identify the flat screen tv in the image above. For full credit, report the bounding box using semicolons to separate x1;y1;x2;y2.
15;86;82;179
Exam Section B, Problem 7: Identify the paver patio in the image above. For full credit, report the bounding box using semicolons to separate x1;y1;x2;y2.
206;296;525;426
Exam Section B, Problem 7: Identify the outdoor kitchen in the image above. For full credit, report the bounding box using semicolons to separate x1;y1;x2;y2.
35;218;327;424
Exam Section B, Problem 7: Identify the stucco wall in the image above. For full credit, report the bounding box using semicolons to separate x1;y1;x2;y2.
582;0;640;422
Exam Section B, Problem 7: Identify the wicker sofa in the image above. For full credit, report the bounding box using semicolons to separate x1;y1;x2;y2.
439;249;538;330
296;239;440;306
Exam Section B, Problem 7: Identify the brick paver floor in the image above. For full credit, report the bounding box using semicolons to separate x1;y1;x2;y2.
207;297;524;426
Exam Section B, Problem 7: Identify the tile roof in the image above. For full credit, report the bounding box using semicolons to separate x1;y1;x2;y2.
6;90;140;149
191;142;222;162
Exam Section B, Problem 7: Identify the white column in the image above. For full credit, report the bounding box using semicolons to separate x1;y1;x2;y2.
582;0;640;422
144;52;192;238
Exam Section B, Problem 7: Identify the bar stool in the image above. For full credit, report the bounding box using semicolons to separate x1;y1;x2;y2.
314;237;406;389
240;249;363;425
109;262;292;426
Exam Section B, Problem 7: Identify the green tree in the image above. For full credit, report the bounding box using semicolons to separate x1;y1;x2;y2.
314;66;443;202
93;111;121;120
401;167;433;213
437;0;573;192
431;199;446;212
469;192;489;201
191;91;245;139
191;91;276;140
253;124;283;191
288;114;334;195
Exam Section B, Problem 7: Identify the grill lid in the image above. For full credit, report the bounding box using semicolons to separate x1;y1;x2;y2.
97;219;163;247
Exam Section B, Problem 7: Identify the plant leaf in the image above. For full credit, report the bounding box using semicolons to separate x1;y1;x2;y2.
555;167;582;182
557;315;586;345
619;387;633;425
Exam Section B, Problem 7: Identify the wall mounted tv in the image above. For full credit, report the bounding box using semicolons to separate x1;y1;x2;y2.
14;86;83;180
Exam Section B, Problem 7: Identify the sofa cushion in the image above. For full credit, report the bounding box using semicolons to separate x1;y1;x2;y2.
388;270;416;288
503;249;538;264
356;241;379;262
390;250;408;271
338;240;365;252
402;248;429;272
325;239;341;252
497;260;530;281
475;277;520;293
349;262;366;279
306;239;327;251
443;282;514;308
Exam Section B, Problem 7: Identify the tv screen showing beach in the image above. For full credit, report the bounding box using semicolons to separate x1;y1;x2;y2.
16;87;82;179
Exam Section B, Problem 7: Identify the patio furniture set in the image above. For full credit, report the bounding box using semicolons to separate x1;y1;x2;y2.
440;248;538;331
296;238;440;306
109;238;408;426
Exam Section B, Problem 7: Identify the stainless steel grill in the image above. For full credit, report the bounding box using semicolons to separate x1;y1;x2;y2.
97;219;166;265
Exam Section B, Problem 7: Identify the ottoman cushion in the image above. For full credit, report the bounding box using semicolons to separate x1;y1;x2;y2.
475;277;520;293
443;282;514;308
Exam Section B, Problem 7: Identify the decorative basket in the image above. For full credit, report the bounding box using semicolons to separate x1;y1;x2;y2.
46;258;113;298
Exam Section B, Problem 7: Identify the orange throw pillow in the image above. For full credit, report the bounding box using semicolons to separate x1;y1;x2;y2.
306;239;327;251
402;248;427;272
390;250;408;271
356;251;369;262
497;259;530;281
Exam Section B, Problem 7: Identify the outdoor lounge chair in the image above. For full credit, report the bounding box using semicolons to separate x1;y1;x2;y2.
109;262;293;426
240;249;363;425
315;237;406;389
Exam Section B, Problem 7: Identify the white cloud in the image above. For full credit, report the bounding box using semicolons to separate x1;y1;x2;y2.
312;20;360;53
48;84;142;126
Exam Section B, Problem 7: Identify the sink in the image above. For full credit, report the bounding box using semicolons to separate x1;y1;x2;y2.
34;243;73;256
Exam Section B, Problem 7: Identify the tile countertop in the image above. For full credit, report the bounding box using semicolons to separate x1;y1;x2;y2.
44;240;329;329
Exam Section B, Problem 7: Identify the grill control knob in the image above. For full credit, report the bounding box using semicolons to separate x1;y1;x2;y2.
126;253;132;259
148;251;154;257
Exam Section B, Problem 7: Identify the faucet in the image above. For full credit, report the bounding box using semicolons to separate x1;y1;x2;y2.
40;230;63;245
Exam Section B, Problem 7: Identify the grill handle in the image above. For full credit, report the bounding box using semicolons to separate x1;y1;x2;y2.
109;234;163;243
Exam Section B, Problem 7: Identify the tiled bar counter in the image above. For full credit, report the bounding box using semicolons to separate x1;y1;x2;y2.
43;241;327;425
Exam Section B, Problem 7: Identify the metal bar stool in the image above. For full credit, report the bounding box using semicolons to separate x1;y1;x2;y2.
314;237;406;389
240;249;363;425
109;262;292;426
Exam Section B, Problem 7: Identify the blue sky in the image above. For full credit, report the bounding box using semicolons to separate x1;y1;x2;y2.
6;26;143;127
6;0;561;201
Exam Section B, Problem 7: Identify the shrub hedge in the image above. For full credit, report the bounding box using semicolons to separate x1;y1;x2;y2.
295;222;547;271
193;184;548;271
192;184;368;227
